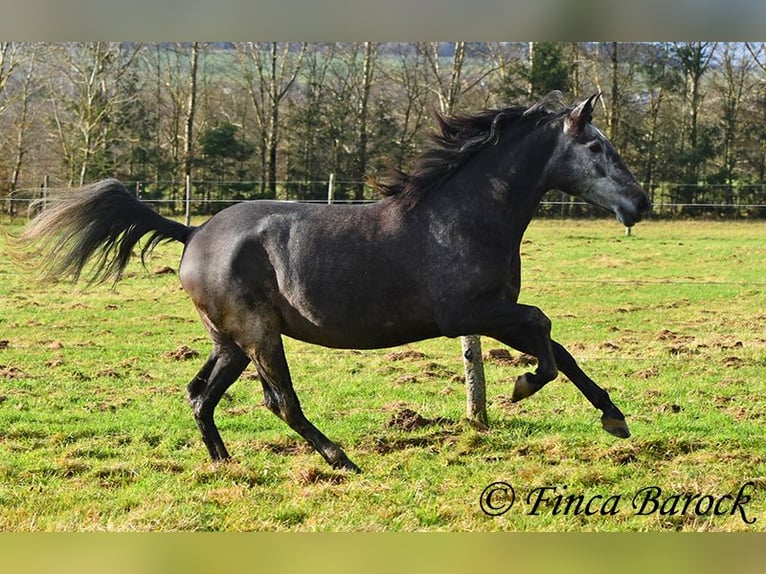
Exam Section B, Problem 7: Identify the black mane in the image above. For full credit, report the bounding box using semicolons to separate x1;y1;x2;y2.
375;93;567;204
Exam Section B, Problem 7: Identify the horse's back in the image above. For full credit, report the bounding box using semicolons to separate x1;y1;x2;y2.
178;200;439;349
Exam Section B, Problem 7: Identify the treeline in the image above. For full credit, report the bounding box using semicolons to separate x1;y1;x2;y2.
2;42;766;217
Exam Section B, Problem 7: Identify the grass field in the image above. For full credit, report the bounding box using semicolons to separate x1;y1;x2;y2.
0;216;764;531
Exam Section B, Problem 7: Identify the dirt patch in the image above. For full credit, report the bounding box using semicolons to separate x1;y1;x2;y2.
599;341;621;351
484;348;536;367
657;403;684;413
386;407;454;431
393;374;419;385
154;266;176;275
606;443;640;465
0;340;9;349
294;467;348;485
164;345;200;361
722;356;744;368
634;367;659;380
423;362;457;379
385;349;426;362
259;438;313;456
0;365;27;379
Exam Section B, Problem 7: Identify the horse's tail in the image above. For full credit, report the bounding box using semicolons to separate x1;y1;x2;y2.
19;178;192;284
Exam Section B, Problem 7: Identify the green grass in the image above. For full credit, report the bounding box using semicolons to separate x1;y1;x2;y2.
1;217;765;531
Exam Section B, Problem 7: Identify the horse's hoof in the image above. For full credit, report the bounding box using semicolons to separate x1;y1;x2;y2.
344;460;362;474
330;454;362;473
601;416;631;438
512;373;534;402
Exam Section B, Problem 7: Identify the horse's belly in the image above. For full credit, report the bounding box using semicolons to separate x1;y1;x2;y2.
276;289;440;350
281;317;441;350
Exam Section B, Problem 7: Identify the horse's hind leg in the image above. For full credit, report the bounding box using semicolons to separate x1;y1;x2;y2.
249;335;361;473
187;341;250;461
551;340;630;438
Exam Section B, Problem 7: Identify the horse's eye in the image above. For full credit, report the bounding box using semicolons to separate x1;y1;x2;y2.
586;141;603;154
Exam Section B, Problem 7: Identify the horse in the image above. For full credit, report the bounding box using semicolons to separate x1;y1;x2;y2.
20;92;651;472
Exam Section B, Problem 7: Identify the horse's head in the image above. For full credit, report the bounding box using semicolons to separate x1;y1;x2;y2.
544;93;651;227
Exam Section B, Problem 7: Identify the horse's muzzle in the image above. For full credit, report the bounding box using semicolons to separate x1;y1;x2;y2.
617;188;652;227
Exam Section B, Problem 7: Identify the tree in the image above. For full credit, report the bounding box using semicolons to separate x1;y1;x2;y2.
198;121;255;205
673;42;717;185
236;42;307;197
527;42;571;99
283;44;337;200
417;41;466;114
46;42;141;185
353;41;377;200
711;43;752;190
637;43;684;197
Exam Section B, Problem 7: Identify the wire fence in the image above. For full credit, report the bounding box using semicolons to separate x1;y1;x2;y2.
3;178;766;219
3;180;763;370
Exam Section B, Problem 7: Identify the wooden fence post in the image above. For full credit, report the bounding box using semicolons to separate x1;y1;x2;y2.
462;334;488;427
327;173;335;204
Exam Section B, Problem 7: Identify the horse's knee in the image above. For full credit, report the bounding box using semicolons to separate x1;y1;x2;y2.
522;305;552;335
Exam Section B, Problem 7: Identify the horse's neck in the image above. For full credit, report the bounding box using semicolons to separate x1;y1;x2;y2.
423;132;554;247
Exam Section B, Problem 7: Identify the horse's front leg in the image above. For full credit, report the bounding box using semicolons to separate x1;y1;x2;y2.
552;340;630;438
441;301;559;399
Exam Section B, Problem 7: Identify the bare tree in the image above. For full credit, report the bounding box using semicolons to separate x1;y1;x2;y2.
710;43;754;213
417;41;466;114
46;42;141;186
9;44;40;194
353;41;377;200
0;42;21;118
673;42;717;183
236;42;306;197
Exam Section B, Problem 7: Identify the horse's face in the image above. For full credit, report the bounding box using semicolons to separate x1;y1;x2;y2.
545;93;651;227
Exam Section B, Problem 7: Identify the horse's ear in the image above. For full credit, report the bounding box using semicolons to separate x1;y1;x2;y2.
564;92;601;136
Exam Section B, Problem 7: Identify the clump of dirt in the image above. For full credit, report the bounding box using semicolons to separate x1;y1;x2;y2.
634;367;659;380
657;403;684;413
0;340;9;349
164;345;199;361
154;266;176;275
385;349;426;362
722;356;744;368
386;407;453;431
657;329;695;343
0;365;27;379
259;439;313;456
483;348;536;367
393;374;419;385
295;467;348;485
599;341;620;351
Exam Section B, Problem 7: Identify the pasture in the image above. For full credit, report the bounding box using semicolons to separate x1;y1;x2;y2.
0;216;764;531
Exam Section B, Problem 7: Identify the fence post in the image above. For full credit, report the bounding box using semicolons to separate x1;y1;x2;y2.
184;174;192;226
462;334;488;427
40;174;49;212
327;173;335;205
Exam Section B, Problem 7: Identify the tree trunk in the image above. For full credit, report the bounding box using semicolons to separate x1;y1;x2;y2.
354;41;376;201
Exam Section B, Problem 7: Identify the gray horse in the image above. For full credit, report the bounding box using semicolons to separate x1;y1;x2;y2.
21;92;651;472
